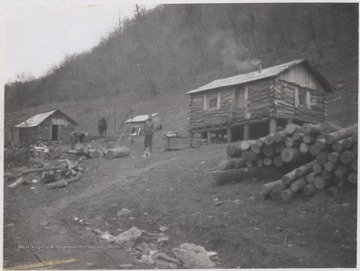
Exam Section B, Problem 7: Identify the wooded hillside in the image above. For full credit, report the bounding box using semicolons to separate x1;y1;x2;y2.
5;4;358;114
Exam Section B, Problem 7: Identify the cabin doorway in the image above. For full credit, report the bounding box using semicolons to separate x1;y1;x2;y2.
235;86;247;108
51;125;59;141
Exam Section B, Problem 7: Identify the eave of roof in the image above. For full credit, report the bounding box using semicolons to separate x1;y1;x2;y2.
125;113;159;123
15;109;78;128
187;59;332;94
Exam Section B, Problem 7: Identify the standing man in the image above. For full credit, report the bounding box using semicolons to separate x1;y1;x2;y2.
144;114;154;154
70;130;89;150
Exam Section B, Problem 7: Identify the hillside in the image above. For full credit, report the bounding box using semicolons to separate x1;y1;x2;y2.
4;3;358;141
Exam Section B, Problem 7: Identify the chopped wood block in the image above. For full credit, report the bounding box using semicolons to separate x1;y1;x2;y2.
280;189;295;202
312;162;322;173
324;162;337;172
332;139;346;153
314;176;330;189
281;169;298;185
274;131;287;143
309;145;320;156
343;137;355;149
295;160;316;177
303;135;315;144
210;167;285;186
299;142;309;154
317;151;330;166
325;124;358;144
321;169;332;180
261;179;283;195
264;157;273;166
264;135;274;146
290;178;307;192
306;172;317;184
335;165;350;178
340;151;355;164
281;148;310;163
327;152;340;164
303;184;316;196
348;171;357;184
293;133;305;141
320;123;343;136
250;144;261;154
263;146;275;157
303;123;322;135
286;124;304;135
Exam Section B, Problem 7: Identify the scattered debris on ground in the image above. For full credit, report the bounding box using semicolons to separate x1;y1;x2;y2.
93;224;217;269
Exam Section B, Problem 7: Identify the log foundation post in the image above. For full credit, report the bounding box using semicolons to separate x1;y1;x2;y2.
227;128;232;143
189;131;194;148
269;118;277;134
243;124;250;140
207;131;212;144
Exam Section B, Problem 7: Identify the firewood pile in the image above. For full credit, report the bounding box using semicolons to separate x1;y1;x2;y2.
213;122;358;201
6;156;87;190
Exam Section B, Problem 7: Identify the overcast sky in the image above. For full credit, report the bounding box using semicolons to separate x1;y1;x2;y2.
3;0;158;82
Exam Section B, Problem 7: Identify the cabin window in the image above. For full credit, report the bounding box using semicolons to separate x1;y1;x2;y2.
298;93;306;106
208;97;217;109
295;88;311;109
130;128;137;136
204;92;221;110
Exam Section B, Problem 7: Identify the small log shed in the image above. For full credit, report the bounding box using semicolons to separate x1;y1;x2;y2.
15;109;78;144
125;113;161;136
186;59;333;144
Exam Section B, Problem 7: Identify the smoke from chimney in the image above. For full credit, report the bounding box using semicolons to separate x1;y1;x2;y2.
220;39;260;74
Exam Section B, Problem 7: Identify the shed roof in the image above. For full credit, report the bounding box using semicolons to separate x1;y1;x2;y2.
187;59;332;94
125;113;159;124
15;109;78;128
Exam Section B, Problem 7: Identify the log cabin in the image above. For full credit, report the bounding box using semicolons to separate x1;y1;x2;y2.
186;59;332;143
15;109;78;144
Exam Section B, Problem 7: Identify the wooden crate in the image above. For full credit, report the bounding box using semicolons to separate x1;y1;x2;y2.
164;136;191;150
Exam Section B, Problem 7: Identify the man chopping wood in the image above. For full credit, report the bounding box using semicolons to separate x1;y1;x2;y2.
144;114;154;157
70;130;89;150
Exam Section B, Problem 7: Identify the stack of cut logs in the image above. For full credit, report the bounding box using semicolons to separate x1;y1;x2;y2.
216;122;358;201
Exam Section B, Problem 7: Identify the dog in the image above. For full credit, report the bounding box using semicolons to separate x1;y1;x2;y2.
143;147;151;158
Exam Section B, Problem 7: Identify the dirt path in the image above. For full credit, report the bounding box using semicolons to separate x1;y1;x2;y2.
4;143;357;269
4;153;182;269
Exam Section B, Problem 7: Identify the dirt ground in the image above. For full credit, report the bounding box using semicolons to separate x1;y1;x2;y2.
3;137;357;269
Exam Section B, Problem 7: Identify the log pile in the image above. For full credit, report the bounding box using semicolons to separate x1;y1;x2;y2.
259;123;358;201
215;122;358;201
7;156;87;190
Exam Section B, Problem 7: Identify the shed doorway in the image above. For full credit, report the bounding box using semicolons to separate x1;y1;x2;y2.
51;125;59;141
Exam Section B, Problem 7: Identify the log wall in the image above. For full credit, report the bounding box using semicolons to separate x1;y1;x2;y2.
38;118;76;143
188;86;233;130
19;127;38;144
231;78;272;126
272;79;326;124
